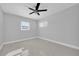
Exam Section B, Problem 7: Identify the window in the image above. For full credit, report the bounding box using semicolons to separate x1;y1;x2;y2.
20;21;30;31
39;21;48;28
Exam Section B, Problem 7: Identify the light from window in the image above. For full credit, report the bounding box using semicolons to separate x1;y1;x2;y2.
39;21;48;28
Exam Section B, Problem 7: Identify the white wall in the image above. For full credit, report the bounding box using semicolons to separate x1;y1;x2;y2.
39;4;79;47
0;7;4;45
4;13;38;42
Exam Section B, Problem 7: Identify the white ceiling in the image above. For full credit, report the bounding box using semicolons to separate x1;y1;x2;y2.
0;3;76;20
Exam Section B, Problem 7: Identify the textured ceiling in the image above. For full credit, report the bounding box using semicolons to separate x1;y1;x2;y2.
0;3;76;20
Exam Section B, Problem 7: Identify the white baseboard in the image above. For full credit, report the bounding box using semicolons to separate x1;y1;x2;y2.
0;37;37;51
38;36;79;50
0;43;4;51
3;37;37;45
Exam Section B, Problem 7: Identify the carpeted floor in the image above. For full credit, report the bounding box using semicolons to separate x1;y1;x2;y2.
0;38;79;56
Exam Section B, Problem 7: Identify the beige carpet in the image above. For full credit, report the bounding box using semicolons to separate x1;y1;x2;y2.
0;38;79;56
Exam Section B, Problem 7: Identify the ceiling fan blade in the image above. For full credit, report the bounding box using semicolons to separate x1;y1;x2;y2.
36;3;40;10
29;12;35;14
37;13;40;15
38;9;47;12
28;7;35;11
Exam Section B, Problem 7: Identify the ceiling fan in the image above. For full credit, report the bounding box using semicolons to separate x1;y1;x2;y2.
28;3;47;15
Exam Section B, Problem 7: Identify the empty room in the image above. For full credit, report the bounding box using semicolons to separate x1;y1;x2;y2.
0;3;79;56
